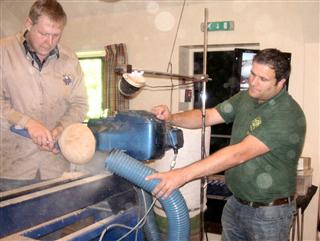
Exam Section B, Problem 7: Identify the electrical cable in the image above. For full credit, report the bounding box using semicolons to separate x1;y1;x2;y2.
168;63;174;111
143;81;194;93
115;190;157;241
98;188;157;241
144;82;194;89
99;148;180;241
170;150;178;170
144;86;194;92
165;0;187;111
166;0;187;73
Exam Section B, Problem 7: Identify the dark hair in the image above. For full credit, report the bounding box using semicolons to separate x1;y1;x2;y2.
253;48;291;82
28;0;67;25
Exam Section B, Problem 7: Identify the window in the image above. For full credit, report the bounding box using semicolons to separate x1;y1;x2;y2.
78;56;104;119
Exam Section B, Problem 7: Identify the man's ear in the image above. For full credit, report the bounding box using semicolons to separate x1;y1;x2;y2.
277;78;287;89
25;17;33;31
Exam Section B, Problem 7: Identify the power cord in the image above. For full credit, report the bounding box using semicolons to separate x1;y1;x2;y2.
98;189;157;241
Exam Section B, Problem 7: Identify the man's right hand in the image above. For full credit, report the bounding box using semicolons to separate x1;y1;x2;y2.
25;119;54;149
151;105;171;122
145;168;189;200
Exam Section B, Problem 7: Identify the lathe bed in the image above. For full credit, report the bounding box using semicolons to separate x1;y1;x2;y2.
0;172;144;241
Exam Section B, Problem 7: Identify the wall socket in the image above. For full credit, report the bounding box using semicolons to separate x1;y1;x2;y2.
180;89;192;102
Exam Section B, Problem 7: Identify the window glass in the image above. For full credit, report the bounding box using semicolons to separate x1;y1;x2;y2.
79;58;103;119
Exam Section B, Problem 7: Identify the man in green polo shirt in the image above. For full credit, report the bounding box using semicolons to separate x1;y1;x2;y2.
146;48;306;241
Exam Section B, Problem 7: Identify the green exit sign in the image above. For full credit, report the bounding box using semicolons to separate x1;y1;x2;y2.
201;21;234;31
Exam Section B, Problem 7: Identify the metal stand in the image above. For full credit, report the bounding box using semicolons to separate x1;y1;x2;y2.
115;9;211;241
291;185;318;241
200;8;209;241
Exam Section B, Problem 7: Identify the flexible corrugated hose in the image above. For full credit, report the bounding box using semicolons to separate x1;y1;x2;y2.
105;149;190;241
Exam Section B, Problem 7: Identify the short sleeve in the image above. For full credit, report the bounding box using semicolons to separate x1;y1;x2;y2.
249;104;306;151
216;91;244;124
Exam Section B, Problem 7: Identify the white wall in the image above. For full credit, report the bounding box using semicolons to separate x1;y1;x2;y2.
1;1;319;240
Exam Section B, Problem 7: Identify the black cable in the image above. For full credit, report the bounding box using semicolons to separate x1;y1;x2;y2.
166;0;187;73
165;0;187;111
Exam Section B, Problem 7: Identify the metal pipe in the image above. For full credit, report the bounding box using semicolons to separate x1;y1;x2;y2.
115;66;209;83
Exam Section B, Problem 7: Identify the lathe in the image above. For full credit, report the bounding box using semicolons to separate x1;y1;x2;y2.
0;110;190;241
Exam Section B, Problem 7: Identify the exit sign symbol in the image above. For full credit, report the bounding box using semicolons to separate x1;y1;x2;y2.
201;21;234;31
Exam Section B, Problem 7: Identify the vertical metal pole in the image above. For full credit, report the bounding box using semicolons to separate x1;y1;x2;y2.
200;8;208;241
297;212;301;241
291;214;296;241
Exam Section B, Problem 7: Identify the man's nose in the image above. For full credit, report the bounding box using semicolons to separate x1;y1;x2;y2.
46;35;54;45
250;75;259;85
